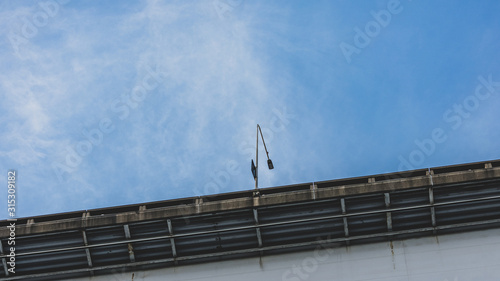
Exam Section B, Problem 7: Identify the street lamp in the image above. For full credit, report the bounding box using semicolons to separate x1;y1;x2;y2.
251;124;274;190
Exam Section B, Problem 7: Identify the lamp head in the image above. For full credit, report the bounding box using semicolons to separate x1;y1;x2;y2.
267;159;274;170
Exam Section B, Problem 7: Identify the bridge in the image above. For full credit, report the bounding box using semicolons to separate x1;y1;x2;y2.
1;159;500;280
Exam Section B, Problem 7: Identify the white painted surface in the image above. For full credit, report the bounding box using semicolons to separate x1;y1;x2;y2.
77;228;500;281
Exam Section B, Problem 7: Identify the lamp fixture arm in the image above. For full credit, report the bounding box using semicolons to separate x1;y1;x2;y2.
257;124;271;160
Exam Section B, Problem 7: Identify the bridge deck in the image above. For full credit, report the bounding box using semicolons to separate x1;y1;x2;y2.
1;159;500;280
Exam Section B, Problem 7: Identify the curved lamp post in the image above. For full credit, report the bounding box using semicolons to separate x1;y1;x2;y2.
251;124;274;190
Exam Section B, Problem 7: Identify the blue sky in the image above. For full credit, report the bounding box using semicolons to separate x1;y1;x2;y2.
1;0;499;219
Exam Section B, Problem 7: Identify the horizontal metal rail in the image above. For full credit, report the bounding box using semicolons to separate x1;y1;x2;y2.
2;163;498;231
3;193;500;259
2;218;500;281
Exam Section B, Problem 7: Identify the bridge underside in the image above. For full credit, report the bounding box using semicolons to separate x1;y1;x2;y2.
1;159;500;280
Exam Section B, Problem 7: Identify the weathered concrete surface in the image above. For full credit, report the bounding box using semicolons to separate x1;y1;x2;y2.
72;227;500;281
1;160;499;238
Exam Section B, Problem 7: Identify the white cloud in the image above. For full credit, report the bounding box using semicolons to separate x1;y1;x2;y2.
0;0;294;217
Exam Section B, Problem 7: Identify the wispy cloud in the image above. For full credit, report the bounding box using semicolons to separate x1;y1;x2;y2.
1;1;499;218
0;0;292;217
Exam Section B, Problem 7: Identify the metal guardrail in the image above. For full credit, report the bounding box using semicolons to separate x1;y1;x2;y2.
1;159;500;280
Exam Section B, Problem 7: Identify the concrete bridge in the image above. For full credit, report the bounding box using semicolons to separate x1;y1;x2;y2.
1;159;500;280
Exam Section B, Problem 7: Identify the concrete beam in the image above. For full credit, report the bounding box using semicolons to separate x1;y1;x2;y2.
1;163;500;238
